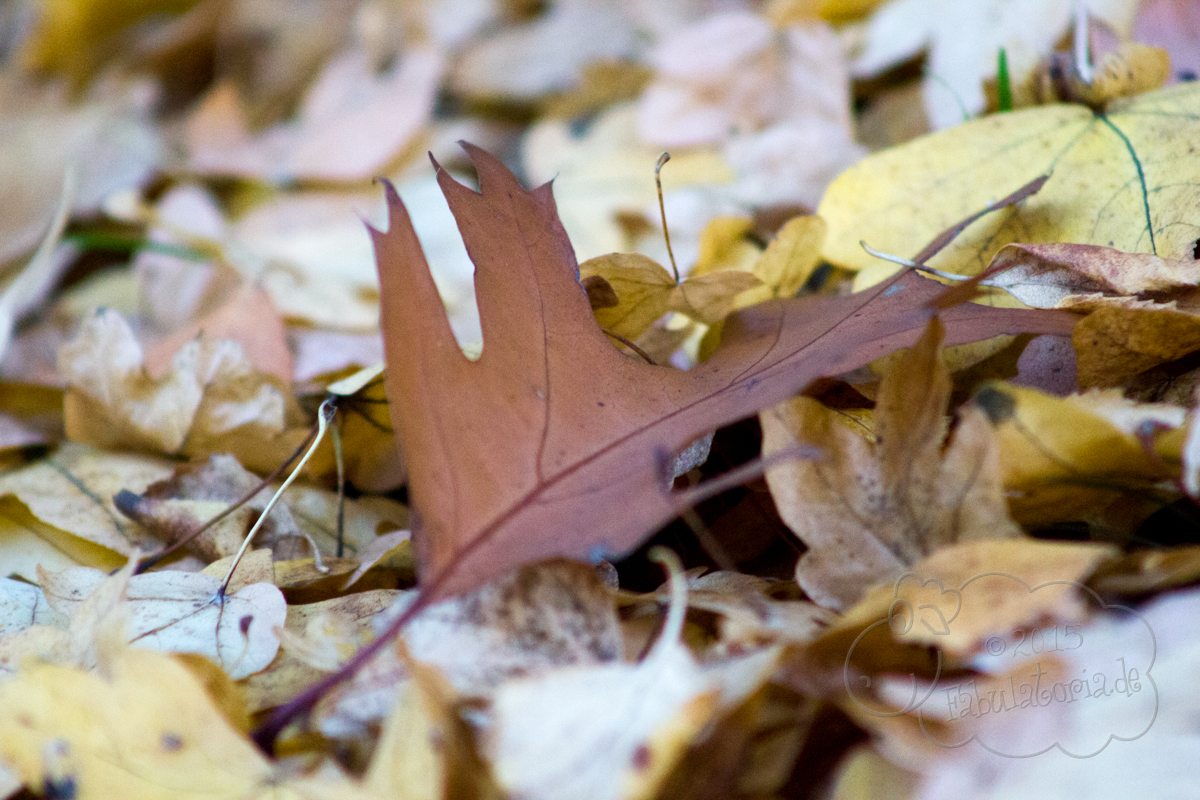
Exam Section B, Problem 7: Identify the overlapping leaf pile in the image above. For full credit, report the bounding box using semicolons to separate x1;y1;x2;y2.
0;1;1199;798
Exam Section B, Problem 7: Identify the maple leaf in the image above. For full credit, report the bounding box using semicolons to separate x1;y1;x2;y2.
760;318;1023;611
372;143;1077;603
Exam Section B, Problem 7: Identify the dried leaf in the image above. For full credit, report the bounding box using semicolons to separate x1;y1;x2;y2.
40;565;286;679
143;282;294;385
59;309;311;473
762;319;1022;610
318;560;622;736
987;242;1200;308
0;443;172;576
365;653;498;800
1072;303;1200;389
374;145;1076;602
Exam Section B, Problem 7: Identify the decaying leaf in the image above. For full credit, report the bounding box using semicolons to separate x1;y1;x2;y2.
761;319;1023;610
59;309;312;473
985;242;1200;309
484;553;786;800
374;144;1076;603
318;560;623;736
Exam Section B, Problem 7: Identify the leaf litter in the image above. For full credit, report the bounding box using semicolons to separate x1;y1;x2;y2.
0;2;1199;798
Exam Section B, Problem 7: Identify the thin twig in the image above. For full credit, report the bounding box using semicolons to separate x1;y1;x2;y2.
655;152;680;284
602;328;657;365
218;399;336;595
133;423;322;574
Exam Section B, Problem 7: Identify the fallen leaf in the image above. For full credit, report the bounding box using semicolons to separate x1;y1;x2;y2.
1071;303;1200;389
0;442;173;576
818;83;1200;284
59;308;312;473
0;647;274;799
318;560;623;736
40;564;286;678
364;650;498;800
579;252;761;341
974;382;1185;526
143;282;294;385
850;0;1140;128
761;319;1023;610
0;577;65;634
186;46;442;183
484;554;783;800
115;453;406;562
374;144;1076;602
242;589;399;713
985;242;1200;309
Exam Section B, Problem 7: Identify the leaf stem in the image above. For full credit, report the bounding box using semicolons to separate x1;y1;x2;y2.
601;328;657;364
131;423;323;574
655;152;680;284
218;399;336;595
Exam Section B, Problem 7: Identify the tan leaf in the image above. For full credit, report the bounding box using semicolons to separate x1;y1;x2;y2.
318;560;622;736
365;652;498;800
762;319;1022;610
143;283;294;385
987;243;1200;308
59;309;311;473
1071;303;1200;389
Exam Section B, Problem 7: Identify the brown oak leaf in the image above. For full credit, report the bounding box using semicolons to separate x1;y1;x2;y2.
373;144;1077;603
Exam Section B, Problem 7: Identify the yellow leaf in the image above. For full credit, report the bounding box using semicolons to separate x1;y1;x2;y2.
692;217;758;276
22;0;199;86
741;214;827;306
975;382;1185;526
366;652;498;800
579;253;675;340
0;648;273;800
819;84;1200;282
0;443;171;578
667;270;762;325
